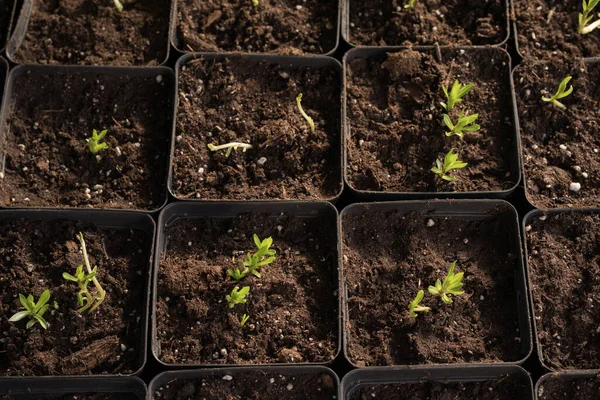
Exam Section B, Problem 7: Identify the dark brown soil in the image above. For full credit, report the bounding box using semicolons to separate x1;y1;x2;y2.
0;0;12;50
346;48;516;193
515;0;600;60
348;0;507;46
0;218;152;376
11;0;171;66
1;68;174;210
0;394;137;400
175;0;338;54
172;56;341;200
538;375;600;399
525;211;600;370
349;374;530;399
342;205;525;366
156;212;338;364
515;58;600;208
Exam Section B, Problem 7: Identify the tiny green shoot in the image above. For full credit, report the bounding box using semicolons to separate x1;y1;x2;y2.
579;0;600;34
240;313;250;327
431;148;468;182
296;93;315;133
207;142;253;157
243;234;276;278
404;0;417;8
443;110;480;139
113;0;124;12
252;0;259;5
428;261;465;304
9;290;52;330
63;232;106;313
87;129;109;155
541;76;573;109
227;266;248;282
408;290;431;318
441;80;473;111
226;286;250;309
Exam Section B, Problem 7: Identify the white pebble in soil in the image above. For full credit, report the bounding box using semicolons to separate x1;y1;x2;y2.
569;182;581;192
222;375;233;381
257;157;267;165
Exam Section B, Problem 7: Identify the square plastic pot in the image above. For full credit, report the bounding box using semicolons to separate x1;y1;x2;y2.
151;201;342;368
535;371;600;399
0;377;146;399
343;47;522;201
342;365;533;399
168;53;344;203
340;199;533;367
0;208;155;377
148;366;340;399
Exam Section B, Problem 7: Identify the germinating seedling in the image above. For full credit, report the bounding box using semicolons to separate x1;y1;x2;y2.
443;110;480;139
240;313;250;327
63;232;106;313
296;93;315;133
113;0;124;12
9;290;52;330
579;0;600;34
226;286;250;308
428;261;465;304
431;148;468;182
541;76;573;109
87;129;109;155
408;290;431;318
404;0;418;8
227;266;248;282
441;80;473;111
243;234;276;278
252;0;259;5
207;142;253;157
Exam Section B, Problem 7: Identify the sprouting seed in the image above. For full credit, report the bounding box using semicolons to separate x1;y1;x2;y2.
113;0;124;12
431;148;468;182
579;0;600;34
87;129;109;155
207;142;253;157
296;93;315;133
541;76;573;109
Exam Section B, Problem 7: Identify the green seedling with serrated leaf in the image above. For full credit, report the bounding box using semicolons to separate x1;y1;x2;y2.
240;313;250;327
207;142;253;157
428;261;465;304
441;80;473;111
63;232;106;313
226;286;250;308
408;290;431;318
443;110;480;139
243;234;276;278
431;148;468;182
9;290;52;330
87;129;109;155
579;0;600;34
542;76;573;109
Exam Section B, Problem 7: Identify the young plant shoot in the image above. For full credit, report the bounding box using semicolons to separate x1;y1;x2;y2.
541;76;573;109
441;80;473;111
63;232;106;313
296;93;315;133
579;0;600;34
252;0;259;5
428;261;465;304
226;286;250;308
113;0;124;12
431;148;468;182
9;290;52;330
87;129;109;155
408;290;431;318
240;313;250;327
227;265;248;282
404;0;418;8
207;142;253;157
243;234;276;278
443;110;480;139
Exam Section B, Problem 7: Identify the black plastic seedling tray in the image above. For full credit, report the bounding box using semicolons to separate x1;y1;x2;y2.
0;56;7;101
151;201;342;368
535;371;600;399
0;376;147;399
168;53;344;203
0;208;155;377
342;365;533;399
0;0;16;55
340;199;533;367
343;46;522;201
148;365;340;399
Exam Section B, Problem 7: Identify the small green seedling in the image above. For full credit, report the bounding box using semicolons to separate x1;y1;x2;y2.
252;0;259;5
207;142;253;157
441;80;473;111
431;148;468;182
296;93;315;133
404;0;417;8
226;286;250;309
240;313;250;327
9;290;52;330
443;110;480;139
113;0;124;12
87;129;109;155
408;290;431;318
541;76;573;109
63;232;106;313
243;234;276;278
579;0;600;34
428;261;465;304
227;266;248;282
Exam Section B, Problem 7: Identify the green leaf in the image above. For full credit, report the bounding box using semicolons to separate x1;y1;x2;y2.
26;319;37;330
19;294;31;311
9;311;30;322
63;272;78;282
253;234;261;248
